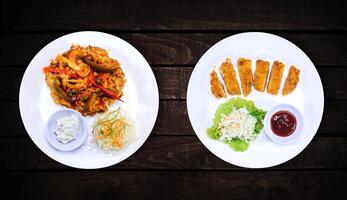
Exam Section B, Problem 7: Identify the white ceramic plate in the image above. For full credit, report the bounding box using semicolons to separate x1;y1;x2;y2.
19;31;159;169
187;32;324;168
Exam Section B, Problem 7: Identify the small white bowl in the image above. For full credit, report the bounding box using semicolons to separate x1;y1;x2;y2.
45;109;87;151
264;104;303;145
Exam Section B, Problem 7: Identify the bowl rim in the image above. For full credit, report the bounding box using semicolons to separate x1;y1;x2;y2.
45;108;88;151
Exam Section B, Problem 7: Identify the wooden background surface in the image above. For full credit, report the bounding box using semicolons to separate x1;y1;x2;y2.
1;0;346;199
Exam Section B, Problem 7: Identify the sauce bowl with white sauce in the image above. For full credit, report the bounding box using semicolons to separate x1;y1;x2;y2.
45;109;87;151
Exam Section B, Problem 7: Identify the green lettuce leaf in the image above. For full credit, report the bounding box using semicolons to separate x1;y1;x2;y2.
229;139;249;152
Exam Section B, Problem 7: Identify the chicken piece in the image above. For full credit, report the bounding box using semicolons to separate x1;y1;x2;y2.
282;65;300;96
253;59;270;92
219;58;241;95
267;60;285;95
237;58;253;97
210;69;226;98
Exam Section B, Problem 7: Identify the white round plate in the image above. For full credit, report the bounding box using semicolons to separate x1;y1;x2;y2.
187;32;324;168
19;31;159;169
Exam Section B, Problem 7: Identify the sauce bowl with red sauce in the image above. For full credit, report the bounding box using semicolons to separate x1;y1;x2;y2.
264;104;303;144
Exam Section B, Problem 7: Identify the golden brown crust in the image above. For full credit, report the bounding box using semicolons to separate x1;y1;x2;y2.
282;65;300;95
267;60;285;95
210;69;226;98
237;58;252;97
219;58;241;95
253;59;270;92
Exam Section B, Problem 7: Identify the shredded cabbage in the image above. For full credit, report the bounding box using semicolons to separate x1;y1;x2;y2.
207;98;266;152
93;108;135;152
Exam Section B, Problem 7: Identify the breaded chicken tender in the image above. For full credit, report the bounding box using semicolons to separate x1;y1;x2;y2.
219;58;241;95
237;58;252;97
282;65;300;95
210;69;226;98
253;59;270;92
267;60;285;95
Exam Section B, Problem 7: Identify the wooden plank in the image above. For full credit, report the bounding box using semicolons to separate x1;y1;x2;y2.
1;33;346;66
0;136;346;170
1;66;347;101
1;100;346;136
1;170;345;199
0;67;23;101
1;0;346;31
154;67;192;99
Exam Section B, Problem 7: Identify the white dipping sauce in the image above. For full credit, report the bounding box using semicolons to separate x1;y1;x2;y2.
54;114;80;144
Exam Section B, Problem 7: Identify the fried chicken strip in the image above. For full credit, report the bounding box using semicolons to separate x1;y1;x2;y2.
219;58;241;95
267;60;285;95
210;69;226;98
282;65;300;96
237;58;252;97
253;59;270;92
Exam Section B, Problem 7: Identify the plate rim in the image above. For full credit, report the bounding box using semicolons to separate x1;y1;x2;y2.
19;31;159;169
186;31;325;168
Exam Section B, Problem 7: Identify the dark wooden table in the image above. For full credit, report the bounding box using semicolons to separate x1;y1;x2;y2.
1;0;346;199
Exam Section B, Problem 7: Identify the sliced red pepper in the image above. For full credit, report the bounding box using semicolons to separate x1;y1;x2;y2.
98;86;122;100
43;66;78;79
89;69;123;102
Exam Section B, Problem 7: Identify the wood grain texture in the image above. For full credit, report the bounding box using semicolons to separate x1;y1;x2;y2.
0;136;346;170
1;100;347;136
1;67;347;101
2;170;346;200
1;0;346;31
1;0;346;198
1;33;346;66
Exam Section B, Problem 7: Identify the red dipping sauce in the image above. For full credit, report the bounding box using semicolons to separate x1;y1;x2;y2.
270;110;297;137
